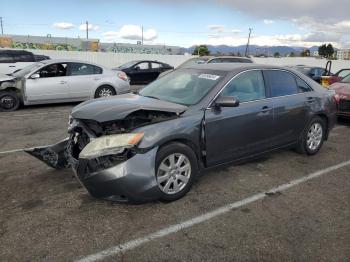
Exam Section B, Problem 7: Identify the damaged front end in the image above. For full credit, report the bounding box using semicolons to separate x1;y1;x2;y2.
25;108;181;201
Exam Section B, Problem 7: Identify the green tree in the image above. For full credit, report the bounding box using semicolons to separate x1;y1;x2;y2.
319;43;334;58
301;49;310;57
273;52;280;58
192;45;210;56
290;52;295;57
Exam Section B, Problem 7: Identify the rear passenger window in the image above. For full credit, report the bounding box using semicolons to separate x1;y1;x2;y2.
221;70;266;102
69;63;102;75
296;77;312;93
264;70;298;97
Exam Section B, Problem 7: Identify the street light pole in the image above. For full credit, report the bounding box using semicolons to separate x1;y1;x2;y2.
245;28;252;57
86;21;89;39
0;17;3;35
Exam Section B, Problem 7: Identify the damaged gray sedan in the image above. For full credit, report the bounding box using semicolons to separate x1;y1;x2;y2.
27;64;337;202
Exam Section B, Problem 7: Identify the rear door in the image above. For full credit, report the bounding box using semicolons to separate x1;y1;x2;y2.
25;63;69;102
205;70;275;166
67;62;103;99
263;70;312;146
131;62;151;83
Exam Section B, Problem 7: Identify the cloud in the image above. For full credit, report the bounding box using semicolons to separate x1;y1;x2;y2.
79;23;100;31
192;32;340;48
101;25;158;42
208;24;225;32
263;19;274;25
52;22;75;29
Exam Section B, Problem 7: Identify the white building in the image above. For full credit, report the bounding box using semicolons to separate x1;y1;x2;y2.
337;49;350;60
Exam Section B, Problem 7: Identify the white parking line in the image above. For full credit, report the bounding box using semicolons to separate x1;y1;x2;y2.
75;159;350;262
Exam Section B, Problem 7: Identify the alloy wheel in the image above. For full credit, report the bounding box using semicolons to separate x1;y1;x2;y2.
156;153;191;195
98;88;113;97
307;122;323;151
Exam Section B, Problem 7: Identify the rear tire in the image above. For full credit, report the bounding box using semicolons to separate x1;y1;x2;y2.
296;116;326;155
155;142;198;202
94;85;116;98
0;91;20;111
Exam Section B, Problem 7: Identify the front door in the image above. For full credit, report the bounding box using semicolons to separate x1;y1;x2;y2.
25;63;69;102
131;62;151;84
205;70;274;166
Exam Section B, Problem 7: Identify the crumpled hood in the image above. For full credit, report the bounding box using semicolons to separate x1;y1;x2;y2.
330;82;350;97
71;93;188;122
0;74;15;82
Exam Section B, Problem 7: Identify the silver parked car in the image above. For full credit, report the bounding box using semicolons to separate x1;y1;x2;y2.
0;59;130;111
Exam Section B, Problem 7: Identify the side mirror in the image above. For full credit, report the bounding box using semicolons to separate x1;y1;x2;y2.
215;96;240;108
30;73;40;79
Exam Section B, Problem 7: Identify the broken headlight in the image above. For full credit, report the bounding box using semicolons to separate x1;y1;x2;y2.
79;133;144;160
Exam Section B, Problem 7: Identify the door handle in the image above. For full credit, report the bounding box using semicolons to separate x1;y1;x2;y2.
60;81;67;84
260;106;272;113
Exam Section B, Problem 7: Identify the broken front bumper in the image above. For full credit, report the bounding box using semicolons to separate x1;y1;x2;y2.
26;140;161;203
73;146;160;202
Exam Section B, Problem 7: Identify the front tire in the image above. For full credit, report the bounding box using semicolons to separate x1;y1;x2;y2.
155;142;198;202
296;116;326;155
94;85;116;98
0;91;20;111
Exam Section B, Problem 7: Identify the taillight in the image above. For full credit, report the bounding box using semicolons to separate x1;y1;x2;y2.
117;71;129;82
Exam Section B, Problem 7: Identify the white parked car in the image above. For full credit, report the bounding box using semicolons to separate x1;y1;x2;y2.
0;59;130;111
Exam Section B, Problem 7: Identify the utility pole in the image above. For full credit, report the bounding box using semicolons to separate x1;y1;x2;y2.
141;26;144;45
86;21;89;39
245;28;252;57
0;17;3;35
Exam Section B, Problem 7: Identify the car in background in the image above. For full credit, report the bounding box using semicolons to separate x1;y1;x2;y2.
0;49;37;75
327;68;350;86
176;56;213;68
0;59;130;111
116;60;174;84
34;54;51;62
206;56;253;64
329;74;350;118
291;66;327;83
27;64;337;203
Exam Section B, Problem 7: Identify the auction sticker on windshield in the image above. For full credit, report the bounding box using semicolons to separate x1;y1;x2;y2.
198;74;221;80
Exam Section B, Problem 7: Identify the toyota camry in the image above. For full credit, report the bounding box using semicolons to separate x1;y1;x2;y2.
27;63;337;203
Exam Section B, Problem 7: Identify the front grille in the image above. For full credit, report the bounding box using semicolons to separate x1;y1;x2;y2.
339;100;350;112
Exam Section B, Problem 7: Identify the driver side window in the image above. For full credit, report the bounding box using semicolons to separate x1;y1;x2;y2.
38;63;67;78
221;70;266;103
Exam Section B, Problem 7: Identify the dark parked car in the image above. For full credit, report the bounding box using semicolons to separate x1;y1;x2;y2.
115;60;173;84
291;66;328;83
27;64;337;203
34;54;51;62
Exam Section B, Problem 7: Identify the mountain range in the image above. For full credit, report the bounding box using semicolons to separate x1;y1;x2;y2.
182;45;321;56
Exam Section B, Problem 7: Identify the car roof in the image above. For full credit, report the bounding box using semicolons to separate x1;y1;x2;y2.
0;49;33;54
182;63;287;72
208;56;252;60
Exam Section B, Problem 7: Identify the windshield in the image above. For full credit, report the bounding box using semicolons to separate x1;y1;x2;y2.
139;69;224;105
119;61;138;69
177;57;210;69
341;74;350;83
12;62;44;78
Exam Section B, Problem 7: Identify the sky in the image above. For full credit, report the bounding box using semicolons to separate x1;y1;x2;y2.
1;0;350;48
